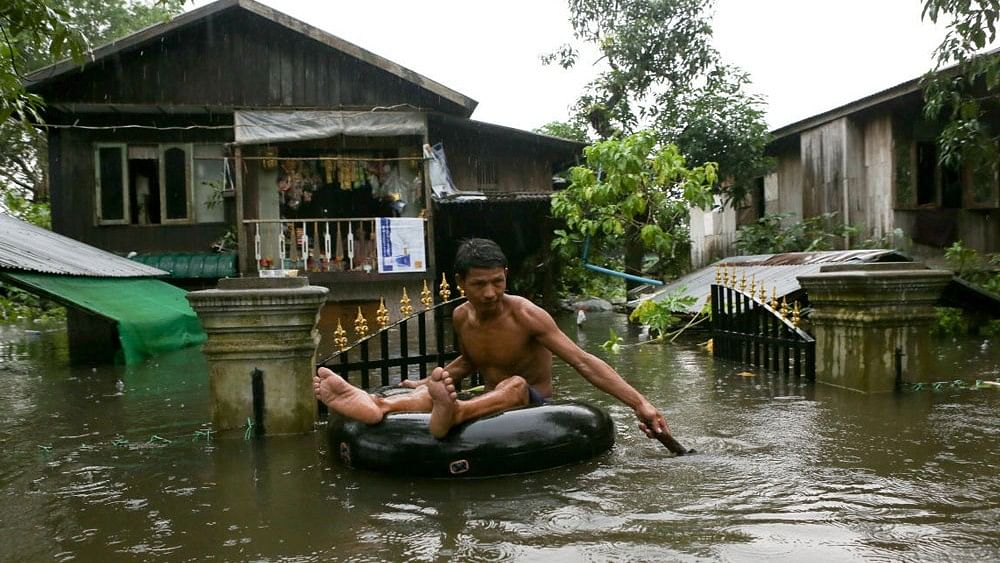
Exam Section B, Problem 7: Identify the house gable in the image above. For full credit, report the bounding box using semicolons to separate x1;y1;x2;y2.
26;0;476;116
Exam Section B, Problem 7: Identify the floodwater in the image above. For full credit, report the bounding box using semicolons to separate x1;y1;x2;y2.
1;313;998;562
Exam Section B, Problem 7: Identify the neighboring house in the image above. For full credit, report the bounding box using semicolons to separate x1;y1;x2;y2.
25;0;582;308
691;53;999;269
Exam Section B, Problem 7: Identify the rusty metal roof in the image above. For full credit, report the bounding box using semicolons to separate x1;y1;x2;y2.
0;214;167;277
630;249;912;313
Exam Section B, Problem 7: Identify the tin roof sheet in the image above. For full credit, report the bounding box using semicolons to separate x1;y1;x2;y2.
630;249;912;313
0;214;167;277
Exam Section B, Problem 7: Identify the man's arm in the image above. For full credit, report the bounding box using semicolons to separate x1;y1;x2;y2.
521;305;670;436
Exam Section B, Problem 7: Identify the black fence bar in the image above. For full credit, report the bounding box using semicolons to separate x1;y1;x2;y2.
317;297;465;392
379;329;390;386
399;320;410;382
711;283;814;380
417;311;427;380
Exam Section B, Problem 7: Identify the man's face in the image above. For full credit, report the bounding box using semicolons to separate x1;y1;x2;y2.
459;267;507;312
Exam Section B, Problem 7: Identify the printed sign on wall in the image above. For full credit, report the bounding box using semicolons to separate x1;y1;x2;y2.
375;217;427;274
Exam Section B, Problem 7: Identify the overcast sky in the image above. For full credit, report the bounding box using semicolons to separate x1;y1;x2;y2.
190;0;957;131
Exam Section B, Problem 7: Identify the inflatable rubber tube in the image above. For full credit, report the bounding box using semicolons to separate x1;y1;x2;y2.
328;400;615;478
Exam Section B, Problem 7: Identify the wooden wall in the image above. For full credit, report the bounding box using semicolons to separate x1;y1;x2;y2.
47;114;232;254
428;118;576;193
31;8;467;115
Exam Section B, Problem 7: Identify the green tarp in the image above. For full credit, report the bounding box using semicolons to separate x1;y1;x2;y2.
4;273;206;364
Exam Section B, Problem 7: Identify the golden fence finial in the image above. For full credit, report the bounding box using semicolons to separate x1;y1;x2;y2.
720;267;729;287
400;287;414;317
715;265;722;284
770;287;779;309
780;296;789;319
749;274;757;297
730;267;737;287
758;281;767;303
455;274;465;297
375;298;389;329
739;272;747;293
334;319;348;351
792;301;802;327
354;306;369;338
420;279;433;309
439;272;451;301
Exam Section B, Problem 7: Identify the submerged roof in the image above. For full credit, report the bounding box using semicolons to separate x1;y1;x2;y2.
631;249;912;313
0;214;167;277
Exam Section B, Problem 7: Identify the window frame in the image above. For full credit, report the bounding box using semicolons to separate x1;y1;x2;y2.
158;143;194;224
94;142;130;225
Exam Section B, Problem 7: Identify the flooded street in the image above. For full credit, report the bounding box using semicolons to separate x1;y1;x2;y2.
1;313;998;562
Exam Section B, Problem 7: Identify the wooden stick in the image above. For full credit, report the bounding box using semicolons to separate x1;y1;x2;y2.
645;419;693;456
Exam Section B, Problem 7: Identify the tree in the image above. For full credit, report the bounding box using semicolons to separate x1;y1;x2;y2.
550;131;717;287
534;120;590;143
545;0;771;202
544;0;771;294
0;0;183;225
921;0;999;178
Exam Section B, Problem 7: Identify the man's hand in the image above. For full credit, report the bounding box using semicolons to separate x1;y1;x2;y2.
635;401;670;437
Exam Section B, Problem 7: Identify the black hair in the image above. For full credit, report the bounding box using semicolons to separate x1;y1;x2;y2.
454;238;507;276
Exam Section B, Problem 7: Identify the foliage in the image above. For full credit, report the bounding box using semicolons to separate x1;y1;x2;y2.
554;255;628;302
0;283;64;323
550;131;717;285
3;189;49;226
534;120;590;143
655;65;775;203
920;0;999;182
944;240;1000;294
628;289;697;338
931;306;970;337
734;212;858;255
544;0;772;202
601;327;623;353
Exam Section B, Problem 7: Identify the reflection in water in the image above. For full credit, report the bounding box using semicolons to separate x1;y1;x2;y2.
0;316;997;561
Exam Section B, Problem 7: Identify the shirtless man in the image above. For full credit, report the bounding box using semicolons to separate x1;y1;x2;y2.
313;238;670;440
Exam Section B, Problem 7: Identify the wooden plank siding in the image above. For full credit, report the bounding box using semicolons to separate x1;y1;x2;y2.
427;115;580;194
31;9;468;115
47;113;233;254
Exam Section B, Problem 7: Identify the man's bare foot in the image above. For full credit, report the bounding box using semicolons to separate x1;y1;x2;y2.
427;368;459;438
314;367;383;424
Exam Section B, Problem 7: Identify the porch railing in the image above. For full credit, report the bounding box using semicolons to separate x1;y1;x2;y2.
242;217;425;273
710;271;815;379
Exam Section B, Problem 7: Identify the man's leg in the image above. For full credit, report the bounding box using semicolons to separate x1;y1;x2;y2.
426;369;529;438
314;367;433;424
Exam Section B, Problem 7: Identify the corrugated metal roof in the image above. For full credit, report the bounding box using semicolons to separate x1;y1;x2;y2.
0;213;167;277
630;249;911;313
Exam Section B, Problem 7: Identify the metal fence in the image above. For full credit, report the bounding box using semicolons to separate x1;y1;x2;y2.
710;278;815;379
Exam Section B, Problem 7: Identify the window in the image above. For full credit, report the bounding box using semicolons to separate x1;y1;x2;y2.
94;143;226;225
894;117;999;210
95;144;128;224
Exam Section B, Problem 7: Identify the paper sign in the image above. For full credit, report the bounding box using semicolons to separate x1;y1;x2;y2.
375;217;427;274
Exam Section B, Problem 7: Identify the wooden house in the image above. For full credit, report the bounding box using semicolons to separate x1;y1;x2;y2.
25;0;582;318
690;56;999;268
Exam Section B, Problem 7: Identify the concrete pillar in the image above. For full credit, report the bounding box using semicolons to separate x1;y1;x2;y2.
798;263;952;393
187;277;328;435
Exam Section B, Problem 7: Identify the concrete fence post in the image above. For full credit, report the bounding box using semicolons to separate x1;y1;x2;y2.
797;263;952;393
187;277;328;435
